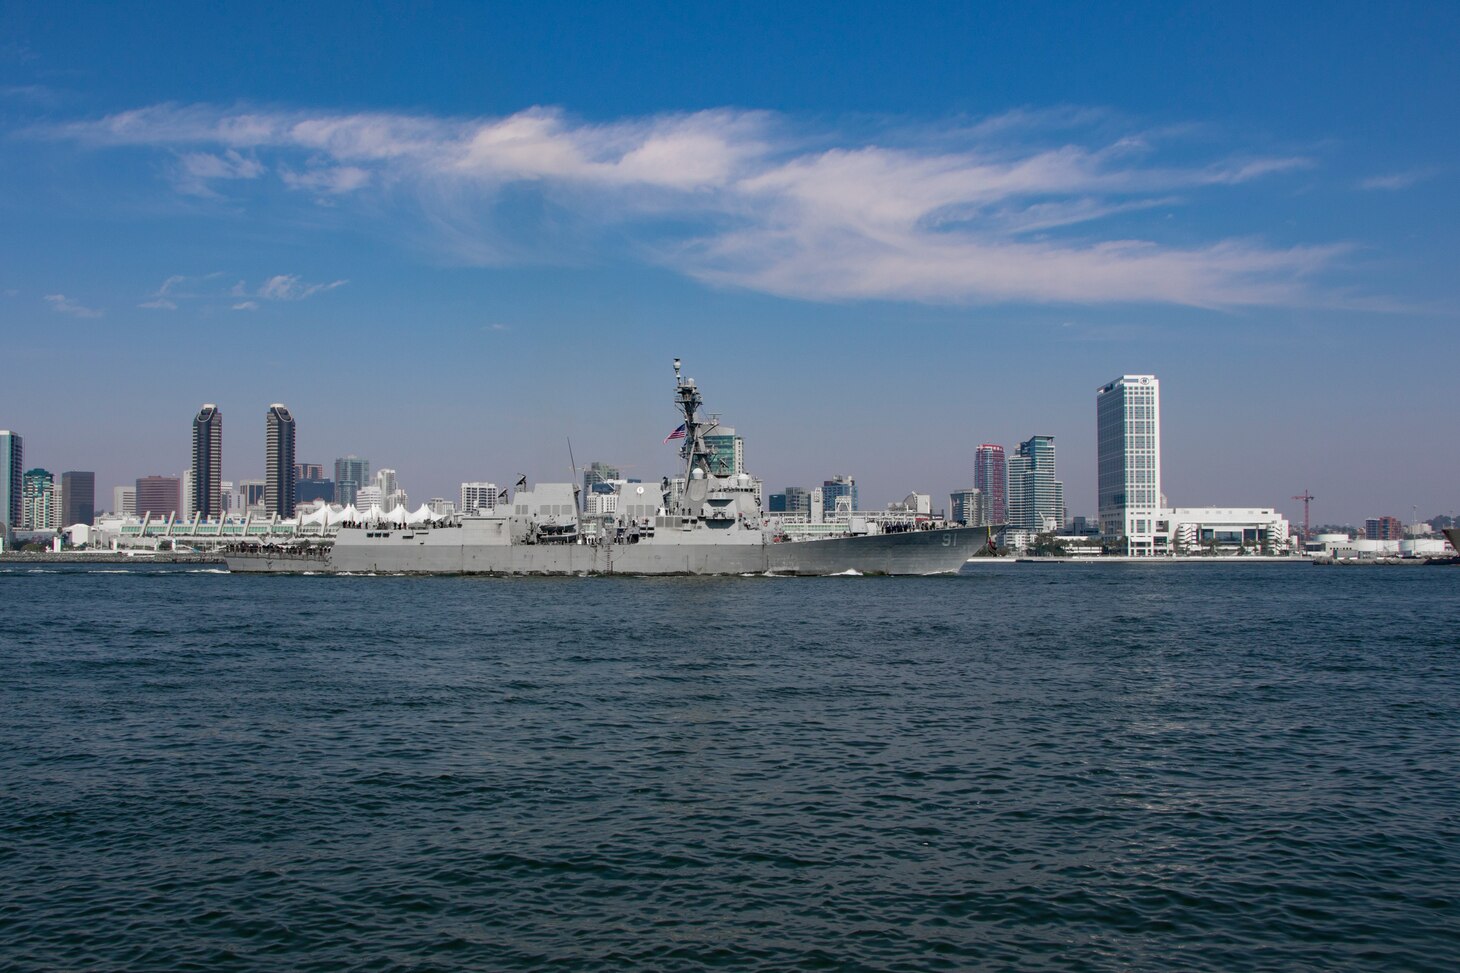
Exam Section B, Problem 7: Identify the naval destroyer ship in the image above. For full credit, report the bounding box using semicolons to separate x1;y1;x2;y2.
225;361;996;576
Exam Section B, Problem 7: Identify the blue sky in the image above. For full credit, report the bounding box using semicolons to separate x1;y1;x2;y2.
2;1;1457;523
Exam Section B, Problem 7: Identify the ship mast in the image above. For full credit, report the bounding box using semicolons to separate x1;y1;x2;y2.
673;358;708;480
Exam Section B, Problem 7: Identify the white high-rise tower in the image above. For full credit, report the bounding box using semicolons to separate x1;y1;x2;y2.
1097;375;1162;556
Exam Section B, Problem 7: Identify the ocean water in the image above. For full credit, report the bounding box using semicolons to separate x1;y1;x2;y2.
1;562;1457;972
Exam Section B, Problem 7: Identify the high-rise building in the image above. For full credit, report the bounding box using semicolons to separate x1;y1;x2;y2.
1097;375;1162;555
181;469;195;519
583;461;620;494
973;444;1007;525
239;479;267;513
113;485;136;517
0;431;22;541
704;425;744;476
583;482;620;516
353;485;384;510
135;475;181;519
61;471;95;527
768;486;811;515
191;403;224;521
22;468;56;529
373;468;407;508
219;480;235;515
294;462;324;481
265;404;297;518
1007;436;1064;532
949;487;985;526
461;482;498;513
822;475;857;513
295;478;334;505
334;456;370;507
1365;516;1403;540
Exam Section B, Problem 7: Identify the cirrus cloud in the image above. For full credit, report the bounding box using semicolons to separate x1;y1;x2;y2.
45;293;103;317
42;102;1352;308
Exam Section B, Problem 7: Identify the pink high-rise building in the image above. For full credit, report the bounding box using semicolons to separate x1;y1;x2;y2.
974;444;1007;526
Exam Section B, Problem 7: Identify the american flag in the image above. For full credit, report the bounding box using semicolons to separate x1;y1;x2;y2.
663;423;687;444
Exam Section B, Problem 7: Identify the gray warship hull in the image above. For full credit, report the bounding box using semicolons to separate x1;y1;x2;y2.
225;359;996;578
225;522;986;576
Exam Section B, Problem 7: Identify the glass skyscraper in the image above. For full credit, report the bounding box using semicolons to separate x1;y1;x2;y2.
61;471;95;527
1007;436;1063;532
1097;375;1161;555
703;427;743;476
265;404;297;519
0;430;21;542
191;404;224;521
822;475;857;514
334;456;370;507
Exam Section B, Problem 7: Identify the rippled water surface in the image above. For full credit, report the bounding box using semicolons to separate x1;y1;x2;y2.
2;562;1457;971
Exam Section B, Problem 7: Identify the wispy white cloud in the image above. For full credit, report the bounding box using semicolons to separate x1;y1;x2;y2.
257;274;347;300
138;271;344;309
0;83;61;106
44;102;1347;308
1358;169;1436;191
280;164;371;194
138;273;187;309
173;149;264;196
45;293;102;317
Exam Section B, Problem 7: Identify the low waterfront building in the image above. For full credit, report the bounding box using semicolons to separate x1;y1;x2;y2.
1365;516;1404;540
1160;507;1291;554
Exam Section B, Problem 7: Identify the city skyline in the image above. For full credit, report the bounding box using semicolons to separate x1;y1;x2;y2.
1;366;1452;530
2;4;1457;524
